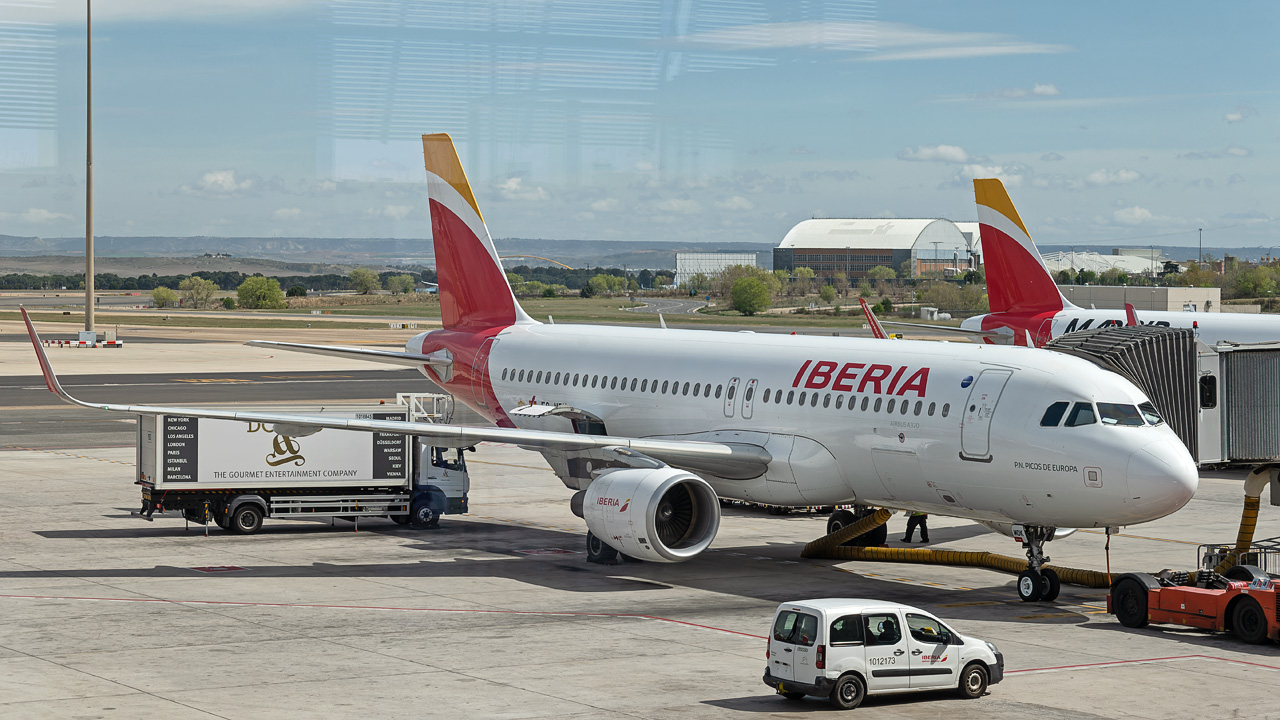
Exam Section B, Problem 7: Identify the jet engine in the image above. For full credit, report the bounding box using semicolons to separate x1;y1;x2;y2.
581;467;720;563
976;520;1076;541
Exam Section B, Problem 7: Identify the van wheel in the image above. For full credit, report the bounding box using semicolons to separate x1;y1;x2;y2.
828;674;865;710
780;691;806;701
1232;597;1268;644
586;532;618;564
956;663;988;699
230;504;263;535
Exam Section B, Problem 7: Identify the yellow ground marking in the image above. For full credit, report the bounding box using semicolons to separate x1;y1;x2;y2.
1077;529;1200;546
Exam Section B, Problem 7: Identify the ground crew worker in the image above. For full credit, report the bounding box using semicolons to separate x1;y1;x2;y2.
903;511;929;543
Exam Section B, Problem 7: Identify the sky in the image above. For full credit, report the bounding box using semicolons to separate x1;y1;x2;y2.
1;0;1277;249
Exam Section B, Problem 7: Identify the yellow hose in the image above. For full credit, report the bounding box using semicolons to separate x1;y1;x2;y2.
813;545;1111;588
802;508;894;557
1211;465;1274;574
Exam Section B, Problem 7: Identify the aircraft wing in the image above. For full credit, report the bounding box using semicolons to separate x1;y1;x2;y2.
245;340;450;369
21;310;768;479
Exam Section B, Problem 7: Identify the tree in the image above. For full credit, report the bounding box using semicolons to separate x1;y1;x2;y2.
178;276;217;308
832;272;849;296
579;283;597;298
1076;269;1098;284
286;285;308;297
1099;268;1129;286
587;273;627;295
386;274;417;295
653;273;673;287
221;297;236;309
237;276;286;309
349;268;381;294
684;272;712;294
857;278;873;298
152;286;177;308
713;265;780;298
730;277;772;315
793;266;816;295
541;286;558;298
637;268;654;288
874;297;894;314
866;266;896;281
1055;269;1076;285
772;269;793;295
819;285;837;304
1231;266;1276;298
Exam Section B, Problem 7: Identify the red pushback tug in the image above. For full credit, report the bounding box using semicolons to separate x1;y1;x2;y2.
1108;567;1279;644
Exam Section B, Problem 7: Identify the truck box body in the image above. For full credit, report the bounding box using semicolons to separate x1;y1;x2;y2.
137;406;411;491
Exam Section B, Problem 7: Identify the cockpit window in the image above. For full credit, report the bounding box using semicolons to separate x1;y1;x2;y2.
1064;402;1096;427
1097;403;1145;427
1040;401;1069;427
1139;402;1164;426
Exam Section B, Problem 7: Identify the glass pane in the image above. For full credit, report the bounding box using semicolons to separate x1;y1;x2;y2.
1040;401;1068;427
1065;402;1096;427
864;614;902;646
1098;403;1144;426
1139;402;1164;426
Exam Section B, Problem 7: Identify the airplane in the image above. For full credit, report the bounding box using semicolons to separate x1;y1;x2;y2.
956;179;1280;346
20;134;1200;603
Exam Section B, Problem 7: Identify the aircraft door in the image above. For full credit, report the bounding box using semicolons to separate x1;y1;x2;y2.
741;379;758;419
960;369;1012;460
471;337;497;408
723;377;740;417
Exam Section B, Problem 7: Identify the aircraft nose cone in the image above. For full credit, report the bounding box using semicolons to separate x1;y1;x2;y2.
1126;440;1198;518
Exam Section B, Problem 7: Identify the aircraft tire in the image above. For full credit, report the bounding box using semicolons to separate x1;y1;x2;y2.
586;531;619;564
1017;569;1044;602
1040;568;1061;601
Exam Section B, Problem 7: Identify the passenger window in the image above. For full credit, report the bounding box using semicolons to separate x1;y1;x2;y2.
729;384;736;399
798;391;807;405
501;369;508;381
823;393;830;408
829;614;864;645
914;401;922;416
942;403;950;418
1139;402;1164;426
901;401;909;415
786;390;794;404
592;375;599;388
694;383;701;396
864;614;902;646
1065;402;1097;427
640;379;647;392
928;402;935;416
553;372;560;384
810;392;819;407
652;379;659;392
835;395;843;409
763;389;771;403
887;399;896;413
906;613;950;644
683;382;691;396
573;373;580;386
518;370;525;382
874;398;882;412
861;397;869;411
704;384;712;398
538;371;545;383
1200;376;1217;409
1040;401;1068;427
744;386;753;401
715;385;723;399
661;381;669;393
1098;403;1144;426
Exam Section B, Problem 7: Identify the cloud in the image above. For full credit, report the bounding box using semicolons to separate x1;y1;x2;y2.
859;24;1073;62
1228;173;1245;185
7;208;73;223
182;169;254;196
497;177;549;201
273;207;301;220
1040;152;1065;162
1085;168;1140;186
1178;151;1219;160
655;198;702;214
1113;206;1153;225
1225;146;1252;157
1032;83;1060;96
897;144;971;163
1224;104;1258;123
715;196;754;211
945;163;1029;188
382;205;412;220
590;198;620;212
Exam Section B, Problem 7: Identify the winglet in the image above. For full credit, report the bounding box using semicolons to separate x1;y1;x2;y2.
20;308;70;400
859;298;888;340
1124;302;1138;327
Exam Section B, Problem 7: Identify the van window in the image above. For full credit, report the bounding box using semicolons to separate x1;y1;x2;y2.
864;613;901;646
1065;402;1097;427
906;613;950;644
828;614;863;645
772;610;819;647
1040;401;1068;426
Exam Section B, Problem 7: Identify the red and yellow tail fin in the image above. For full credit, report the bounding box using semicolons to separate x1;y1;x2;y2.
974;179;1068;314
423;133;533;331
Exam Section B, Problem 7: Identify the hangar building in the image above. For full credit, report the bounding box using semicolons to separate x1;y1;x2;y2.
774;218;981;278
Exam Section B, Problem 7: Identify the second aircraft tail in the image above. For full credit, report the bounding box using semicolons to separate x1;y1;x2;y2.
974;179;1070;315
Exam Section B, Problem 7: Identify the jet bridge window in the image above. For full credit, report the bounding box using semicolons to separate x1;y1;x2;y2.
1040;401;1069;427
1199;376;1217;409
1065;402;1097;427
1098;403;1144;427
1139;402;1164;425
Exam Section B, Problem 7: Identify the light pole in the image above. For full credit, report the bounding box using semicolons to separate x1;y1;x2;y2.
84;0;94;334
1198;228;1203;265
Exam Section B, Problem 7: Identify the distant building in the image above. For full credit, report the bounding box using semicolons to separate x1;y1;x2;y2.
674;252;756;286
1057;285;1220;313
1042;249;1166;277
774;219;980;279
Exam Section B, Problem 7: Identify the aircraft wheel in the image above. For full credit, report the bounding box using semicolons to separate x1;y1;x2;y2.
1232;597;1268;644
1040;568;1061;602
1017;569;1044;602
586;531;618;564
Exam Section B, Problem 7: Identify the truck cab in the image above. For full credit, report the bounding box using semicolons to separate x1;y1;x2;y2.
764;599;1003;709
413;444;471;527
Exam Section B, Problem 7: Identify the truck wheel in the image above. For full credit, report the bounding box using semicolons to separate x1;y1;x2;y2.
1111;578;1149;628
1040;568;1061;602
1231;597;1268;644
1017;570;1044;602
956;662;988;699
230;504;264;535
412;505;439;529
390;513;411;526
828;673;865;710
213;511;229;530
586;531;619;564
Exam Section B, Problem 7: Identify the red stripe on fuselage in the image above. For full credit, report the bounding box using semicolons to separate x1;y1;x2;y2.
430;199;517;332
980;223;1063;315
416;327;514;427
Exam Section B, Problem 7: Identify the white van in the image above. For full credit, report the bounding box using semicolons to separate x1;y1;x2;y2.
763;599;1003;709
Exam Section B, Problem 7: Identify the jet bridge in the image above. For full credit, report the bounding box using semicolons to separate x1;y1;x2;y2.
1044;326;1280;467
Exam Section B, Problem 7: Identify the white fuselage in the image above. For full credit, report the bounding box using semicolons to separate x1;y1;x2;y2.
437;323;1198;530
963;305;1280;347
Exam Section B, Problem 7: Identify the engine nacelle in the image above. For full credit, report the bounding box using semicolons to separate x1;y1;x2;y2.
976;520;1076;541
583;467;720;563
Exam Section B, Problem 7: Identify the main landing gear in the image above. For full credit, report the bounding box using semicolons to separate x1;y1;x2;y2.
1015;525;1060;602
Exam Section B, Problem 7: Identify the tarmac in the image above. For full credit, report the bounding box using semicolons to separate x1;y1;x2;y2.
1;329;1279;719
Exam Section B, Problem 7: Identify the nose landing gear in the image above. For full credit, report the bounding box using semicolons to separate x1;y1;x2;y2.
1014;525;1061;602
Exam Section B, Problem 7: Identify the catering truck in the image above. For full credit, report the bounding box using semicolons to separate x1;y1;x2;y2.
135;401;469;534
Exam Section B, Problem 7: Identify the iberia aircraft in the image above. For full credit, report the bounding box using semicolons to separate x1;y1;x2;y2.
20;135;1199;603
957;179;1280;346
